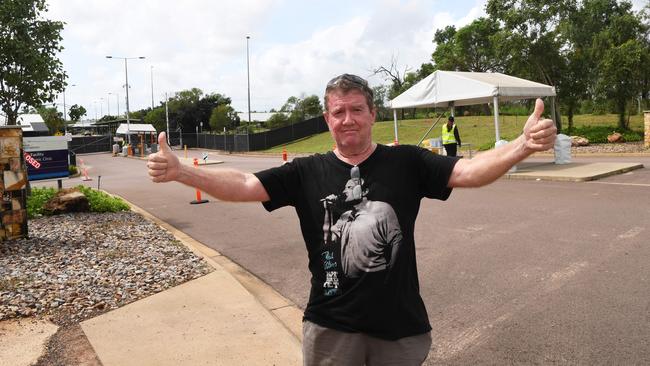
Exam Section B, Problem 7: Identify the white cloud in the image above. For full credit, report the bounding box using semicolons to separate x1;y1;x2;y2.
44;0;484;117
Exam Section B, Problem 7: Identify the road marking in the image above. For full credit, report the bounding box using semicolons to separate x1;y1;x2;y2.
618;226;645;239
587;181;650;187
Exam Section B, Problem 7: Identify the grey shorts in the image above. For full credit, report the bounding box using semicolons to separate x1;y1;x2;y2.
302;320;432;366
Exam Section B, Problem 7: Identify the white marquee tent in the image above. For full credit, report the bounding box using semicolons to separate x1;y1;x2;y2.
388;71;556;142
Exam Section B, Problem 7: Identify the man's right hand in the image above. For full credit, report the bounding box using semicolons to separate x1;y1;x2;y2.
147;132;180;183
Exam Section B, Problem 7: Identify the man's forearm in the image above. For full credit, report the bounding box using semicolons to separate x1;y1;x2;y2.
450;135;531;187
176;165;269;202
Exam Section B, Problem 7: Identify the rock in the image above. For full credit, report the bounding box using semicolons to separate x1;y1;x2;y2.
43;189;90;214
607;132;625;143
571;136;590;147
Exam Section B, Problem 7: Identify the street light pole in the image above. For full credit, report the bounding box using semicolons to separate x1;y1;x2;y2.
246;35;252;151
106;55;146;145
246;35;251;129
62;84;76;135
150;65;155;110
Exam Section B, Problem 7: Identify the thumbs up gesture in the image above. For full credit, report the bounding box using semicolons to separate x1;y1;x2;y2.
522;98;557;153
148;132;180;183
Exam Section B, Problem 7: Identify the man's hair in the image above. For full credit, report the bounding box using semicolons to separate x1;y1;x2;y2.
324;74;374;112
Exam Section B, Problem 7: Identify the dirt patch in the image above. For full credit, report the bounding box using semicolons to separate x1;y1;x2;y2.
0;318;58;366
34;324;102;366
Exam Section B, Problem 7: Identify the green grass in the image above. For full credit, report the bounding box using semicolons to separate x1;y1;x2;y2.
27;185;130;218
264;113;646;154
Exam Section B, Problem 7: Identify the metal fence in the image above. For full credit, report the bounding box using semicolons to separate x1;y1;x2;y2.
69;135;115;154
67;115;328;154
184;116;327;151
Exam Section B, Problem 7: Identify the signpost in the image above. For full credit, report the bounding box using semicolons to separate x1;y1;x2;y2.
23;136;71;181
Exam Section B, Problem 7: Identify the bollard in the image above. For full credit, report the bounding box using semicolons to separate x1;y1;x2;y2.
190;158;209;205
184;145;187;158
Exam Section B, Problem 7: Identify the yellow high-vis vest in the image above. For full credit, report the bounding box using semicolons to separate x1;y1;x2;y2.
441;124;457;144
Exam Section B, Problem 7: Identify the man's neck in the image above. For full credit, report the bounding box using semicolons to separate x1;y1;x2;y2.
335;142;377;165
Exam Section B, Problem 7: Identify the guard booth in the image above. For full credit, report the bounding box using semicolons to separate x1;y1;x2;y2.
116;123;157;156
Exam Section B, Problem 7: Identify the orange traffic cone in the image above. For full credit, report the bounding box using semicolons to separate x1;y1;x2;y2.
282;147;288;164
79;158;92;181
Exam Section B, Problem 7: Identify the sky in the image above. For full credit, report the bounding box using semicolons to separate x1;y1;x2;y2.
45;0;647;120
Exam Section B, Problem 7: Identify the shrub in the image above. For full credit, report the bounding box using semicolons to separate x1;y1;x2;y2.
69;165;78;175
26;187;58;218
565;126;643;143
27;186;130;218
75;185;130;213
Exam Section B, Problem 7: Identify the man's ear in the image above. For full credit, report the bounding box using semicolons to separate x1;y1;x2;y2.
324;111;332;127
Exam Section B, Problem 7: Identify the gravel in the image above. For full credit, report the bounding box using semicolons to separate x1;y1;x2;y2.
0;211;213;326
570;141;648;154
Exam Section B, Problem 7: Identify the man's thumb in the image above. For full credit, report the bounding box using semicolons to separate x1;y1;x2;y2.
158;132;171;152
530;98;545;121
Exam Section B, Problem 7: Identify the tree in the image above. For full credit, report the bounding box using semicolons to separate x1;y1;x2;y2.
68;104;86;121
280;95;323;123
266;112;290;129
37;105;63;134
372;85;389;121
0;0;67;125
596;39;646;129
144;107;167;133
487;0;575;130
297;95;323;120
142;88;236;133
371;55;411;99
588;1;649;129
431;18;507;73
209;104;238;131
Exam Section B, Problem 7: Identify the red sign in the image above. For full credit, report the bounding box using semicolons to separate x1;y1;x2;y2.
24;152;41;169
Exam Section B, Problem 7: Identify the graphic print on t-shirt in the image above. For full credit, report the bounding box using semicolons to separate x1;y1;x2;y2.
320;166;403;295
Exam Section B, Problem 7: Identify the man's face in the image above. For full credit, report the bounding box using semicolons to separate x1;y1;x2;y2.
342;179;357;203
323;89;376;150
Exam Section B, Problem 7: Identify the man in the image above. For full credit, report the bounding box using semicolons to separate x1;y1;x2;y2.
441;115;461;157
322;166;402;280
147;73;556;365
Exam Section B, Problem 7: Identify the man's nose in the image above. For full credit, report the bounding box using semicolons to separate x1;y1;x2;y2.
341;110;354;124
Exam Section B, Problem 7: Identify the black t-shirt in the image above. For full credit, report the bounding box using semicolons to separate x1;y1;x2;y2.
254;144;458;340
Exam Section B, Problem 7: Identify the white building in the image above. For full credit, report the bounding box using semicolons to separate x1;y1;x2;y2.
0;113;50;136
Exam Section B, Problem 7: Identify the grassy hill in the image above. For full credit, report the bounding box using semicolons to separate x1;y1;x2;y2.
264;113;646;154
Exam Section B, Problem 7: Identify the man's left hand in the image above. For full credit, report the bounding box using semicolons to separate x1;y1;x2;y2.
522;98;557;153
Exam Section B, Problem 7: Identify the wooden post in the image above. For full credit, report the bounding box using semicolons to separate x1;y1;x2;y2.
643;111;650;149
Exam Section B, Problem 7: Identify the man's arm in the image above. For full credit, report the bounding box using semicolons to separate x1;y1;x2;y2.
448;99;556;188
147;132;270;202
454;126;461;147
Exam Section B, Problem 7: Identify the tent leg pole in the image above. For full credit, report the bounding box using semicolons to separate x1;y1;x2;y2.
550;96;559;132
493;96;501;143
417;113;444;147
393;109;399;145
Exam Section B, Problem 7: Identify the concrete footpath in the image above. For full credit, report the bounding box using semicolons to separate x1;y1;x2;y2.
79;202;304;366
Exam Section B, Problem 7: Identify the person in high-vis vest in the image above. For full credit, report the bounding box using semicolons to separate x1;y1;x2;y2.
442;115;462;157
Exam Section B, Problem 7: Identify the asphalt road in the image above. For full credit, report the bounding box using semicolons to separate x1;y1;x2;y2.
36;150;650;365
